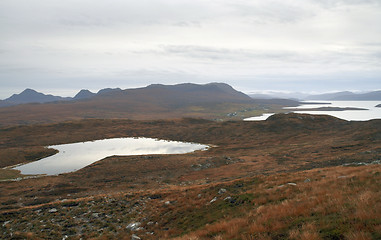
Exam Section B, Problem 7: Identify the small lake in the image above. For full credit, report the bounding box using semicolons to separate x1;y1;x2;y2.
245;101;381;121
13;138;209;175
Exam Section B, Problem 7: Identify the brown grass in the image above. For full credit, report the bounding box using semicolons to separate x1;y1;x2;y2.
172;165;381;240
0;116;380;239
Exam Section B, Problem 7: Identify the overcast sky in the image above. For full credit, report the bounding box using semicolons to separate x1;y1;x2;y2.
1;0;380;98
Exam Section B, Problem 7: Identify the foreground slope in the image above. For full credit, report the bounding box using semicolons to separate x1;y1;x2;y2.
0;114;380;239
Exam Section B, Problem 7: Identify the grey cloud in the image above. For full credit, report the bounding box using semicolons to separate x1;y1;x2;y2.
159;45;299;62
52;1;213;29
117;69;198;81
158;45;380;67
227;1;317;24
0;66;48;74
172;21;202;28
314;0;381;8
0;0;380;96
58;15;111;28
372;51;381;60
362;42;381;47
0;0;214;38
228;0;381;25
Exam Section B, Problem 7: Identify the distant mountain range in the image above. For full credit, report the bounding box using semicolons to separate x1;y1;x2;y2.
0;87;122;108
248;90;381;101
0;83;257;108
2;87;380;109
248;92;307;100
305;91;381;101
0;83;272;126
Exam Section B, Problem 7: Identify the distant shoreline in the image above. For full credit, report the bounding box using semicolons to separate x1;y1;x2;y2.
288;107;368;112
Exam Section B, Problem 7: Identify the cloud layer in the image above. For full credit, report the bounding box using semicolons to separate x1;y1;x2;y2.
0;0;380;97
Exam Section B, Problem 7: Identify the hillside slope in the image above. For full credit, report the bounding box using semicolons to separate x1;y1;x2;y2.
0;114;380;239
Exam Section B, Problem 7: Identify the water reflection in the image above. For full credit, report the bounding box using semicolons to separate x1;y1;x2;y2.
244;113;275;121
289;101;381;121
245;101;381;121
14;138;209;175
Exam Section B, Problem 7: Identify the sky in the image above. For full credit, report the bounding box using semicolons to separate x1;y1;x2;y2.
1;0;381;99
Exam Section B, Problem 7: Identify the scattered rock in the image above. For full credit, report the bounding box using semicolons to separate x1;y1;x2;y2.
223;196;242;205
197;194;202;198
342;160;381;166
164;201;171;205
191;162;213;171
218;188;227;194
287;183;297;186
126;222;141;231
48;208;58;213
131;234;141;240
2;221;10;227
210;197;217;203
224;196;232;201
149;194;162;199
304;178;311;183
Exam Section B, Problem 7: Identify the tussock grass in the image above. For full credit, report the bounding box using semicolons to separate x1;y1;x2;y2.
173;165;381;240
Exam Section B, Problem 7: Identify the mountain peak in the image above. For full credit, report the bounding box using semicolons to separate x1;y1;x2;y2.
97;88;122;95
8;89;45;102
74;89;96;100
22;88;39;94
5;88;70;104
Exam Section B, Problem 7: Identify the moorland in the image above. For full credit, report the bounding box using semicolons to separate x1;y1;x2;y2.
0;83;380;240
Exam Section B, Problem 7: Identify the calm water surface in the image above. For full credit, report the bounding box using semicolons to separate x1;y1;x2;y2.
289;101;381;121
244;113;275;121
14;138;209;175
245;101;381;121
